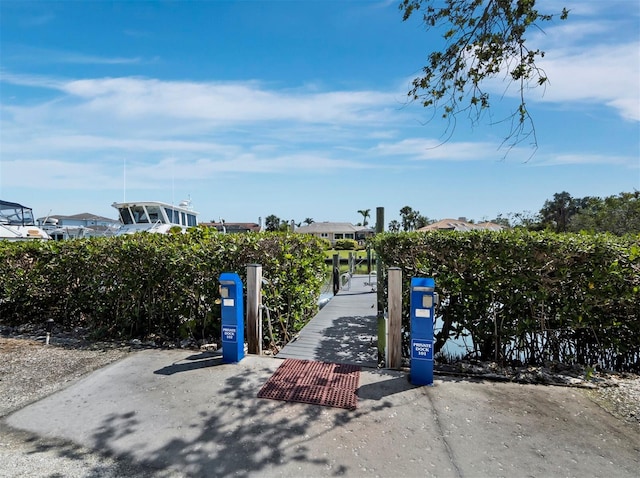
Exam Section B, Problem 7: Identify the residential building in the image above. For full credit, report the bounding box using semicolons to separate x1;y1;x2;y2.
295;222;374;246
417;218;507;232
36;212;121;239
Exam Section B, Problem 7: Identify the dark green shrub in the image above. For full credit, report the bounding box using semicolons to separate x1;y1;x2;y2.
371;230;640;371
0;231;327;348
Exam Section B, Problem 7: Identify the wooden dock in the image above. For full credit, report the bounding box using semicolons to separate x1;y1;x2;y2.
275;274;378;367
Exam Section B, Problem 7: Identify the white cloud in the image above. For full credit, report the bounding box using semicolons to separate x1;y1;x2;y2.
535;42;640;121
371;138;520;162
535;153;640;168
2;74;400;135
481;38;640;122
56;77;395;124
3;45;142;65
1;159;117;190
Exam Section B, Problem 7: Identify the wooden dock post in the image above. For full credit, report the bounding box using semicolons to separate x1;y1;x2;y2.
387;267;402;369
246;264;262;355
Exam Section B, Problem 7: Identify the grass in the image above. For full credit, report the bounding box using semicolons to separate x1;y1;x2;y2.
324;249;372;260
323;249;377;275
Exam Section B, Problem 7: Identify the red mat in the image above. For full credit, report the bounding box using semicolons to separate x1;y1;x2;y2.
257;359;360;410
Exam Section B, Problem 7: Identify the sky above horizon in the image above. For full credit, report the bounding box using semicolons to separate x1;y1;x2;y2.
1;0;639;227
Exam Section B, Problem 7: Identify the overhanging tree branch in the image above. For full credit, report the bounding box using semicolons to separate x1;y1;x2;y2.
400;0;569;155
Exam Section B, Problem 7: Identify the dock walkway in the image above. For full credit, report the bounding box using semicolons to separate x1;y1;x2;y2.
275;274;378;367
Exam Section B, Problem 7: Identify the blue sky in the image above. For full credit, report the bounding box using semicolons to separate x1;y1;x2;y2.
1;0;639;227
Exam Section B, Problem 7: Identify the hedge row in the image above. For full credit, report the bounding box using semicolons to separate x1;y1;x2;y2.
0;230;327;348
370;231;640;371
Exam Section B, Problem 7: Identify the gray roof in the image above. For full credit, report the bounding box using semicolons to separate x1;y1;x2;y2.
295;222;359;234
418;218;507;232
40;213;118;222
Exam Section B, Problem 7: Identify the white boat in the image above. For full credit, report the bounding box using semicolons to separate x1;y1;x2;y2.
44;223;116;240
112;200;199;235
0;200;51;241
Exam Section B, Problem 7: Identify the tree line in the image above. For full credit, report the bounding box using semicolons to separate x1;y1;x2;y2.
388;190;640;235
260;190;639;236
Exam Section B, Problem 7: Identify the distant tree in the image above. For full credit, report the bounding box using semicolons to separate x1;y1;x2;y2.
357;209;371;227
399;206;430;231
388;220;401;232
265;214;281;232
568;192;640;235
508;210;543;231
414;214;430;229
400;0;569;152
488;214;511;228
399;206;415;231
303;217;314;225
540;191;580;232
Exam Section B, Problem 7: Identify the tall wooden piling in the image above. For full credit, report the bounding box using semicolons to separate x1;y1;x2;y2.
246;264;262;355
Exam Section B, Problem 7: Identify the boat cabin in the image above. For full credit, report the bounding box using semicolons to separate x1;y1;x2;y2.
0;200;50;240
112;200;199;235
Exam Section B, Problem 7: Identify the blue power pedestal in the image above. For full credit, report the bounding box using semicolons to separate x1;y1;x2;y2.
410;277;436;386
219;272;244;364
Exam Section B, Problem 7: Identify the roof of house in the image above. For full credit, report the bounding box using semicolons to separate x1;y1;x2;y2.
475;221;508;231
38;213;119;223
295;222;360;234
418;218;507;232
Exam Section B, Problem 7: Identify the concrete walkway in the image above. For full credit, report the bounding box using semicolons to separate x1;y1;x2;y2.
3;278;640;476
276;274;378;367
5;350;640;477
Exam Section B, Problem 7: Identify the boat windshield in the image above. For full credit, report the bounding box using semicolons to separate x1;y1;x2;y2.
0;204;34;226
118;207;134;225
146;205;163;223
129;206;149;224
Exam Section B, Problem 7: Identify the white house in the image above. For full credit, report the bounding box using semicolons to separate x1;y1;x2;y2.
295;222;374;246
36;212;121;239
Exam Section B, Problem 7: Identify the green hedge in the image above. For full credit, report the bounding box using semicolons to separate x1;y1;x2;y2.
371;230;640;371
334;239;358;250
0;230;327;348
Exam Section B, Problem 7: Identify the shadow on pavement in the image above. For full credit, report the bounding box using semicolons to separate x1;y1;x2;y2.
86;361;393;477
153;352;224;375
312;314;377;367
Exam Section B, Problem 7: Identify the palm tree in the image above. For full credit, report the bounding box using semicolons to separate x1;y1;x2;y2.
357;209;371;227
303;218;314;225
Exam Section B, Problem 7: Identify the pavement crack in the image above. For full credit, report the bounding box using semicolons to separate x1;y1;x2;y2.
424;388;464;478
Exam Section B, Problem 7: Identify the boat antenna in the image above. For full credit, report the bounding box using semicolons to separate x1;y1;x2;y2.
42;209;53;227
123;157;126;203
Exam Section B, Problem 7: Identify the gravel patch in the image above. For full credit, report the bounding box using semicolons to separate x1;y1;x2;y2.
0;336;167;477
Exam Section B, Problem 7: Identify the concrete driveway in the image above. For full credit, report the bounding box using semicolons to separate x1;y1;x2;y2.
5;349;639;477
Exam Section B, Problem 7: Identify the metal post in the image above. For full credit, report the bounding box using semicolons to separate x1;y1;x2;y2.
387;267;402;369
246;264;262;355
332;253;340;295
375;206;385;367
